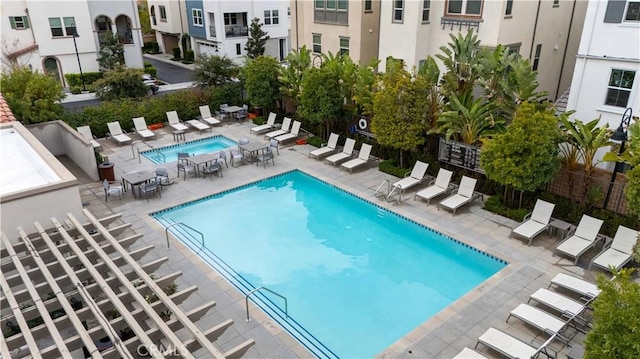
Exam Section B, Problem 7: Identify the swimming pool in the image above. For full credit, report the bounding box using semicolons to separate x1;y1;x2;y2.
152;171;506;358
141;135;236;164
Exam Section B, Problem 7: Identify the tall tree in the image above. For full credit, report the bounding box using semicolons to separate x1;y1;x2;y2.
278;45;311;107
138;0;153;34
1;66;64;124
436;30;483;98
480;102;561;207
372;60;428;167
559;117;612;177
244;18;269;59
352;58;380;116
243;56;281;113
297;67;342;138
93;67;148;101
192;54;239;87
96;34;125;71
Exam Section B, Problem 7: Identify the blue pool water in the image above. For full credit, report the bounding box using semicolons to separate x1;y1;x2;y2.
141;135;236;164
152;171;506;358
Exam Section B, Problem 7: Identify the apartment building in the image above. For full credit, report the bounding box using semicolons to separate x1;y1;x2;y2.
148;0;190;55
566;0;640;131
1;0;144;87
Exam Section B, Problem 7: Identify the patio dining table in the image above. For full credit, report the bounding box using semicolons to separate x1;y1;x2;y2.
239;142;269;163
186;153;222;176
121;170;156;198
223;106;244;121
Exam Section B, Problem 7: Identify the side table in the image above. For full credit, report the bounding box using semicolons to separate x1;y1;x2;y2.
549;219;573;240
173;130;186;142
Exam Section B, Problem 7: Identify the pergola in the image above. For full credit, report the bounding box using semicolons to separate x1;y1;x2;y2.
1;209;254;358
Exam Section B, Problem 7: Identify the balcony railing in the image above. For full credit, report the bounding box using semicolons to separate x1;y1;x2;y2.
225;25;248;38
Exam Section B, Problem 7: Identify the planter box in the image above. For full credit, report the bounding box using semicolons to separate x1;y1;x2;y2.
296;139;307;145
148;123;164;130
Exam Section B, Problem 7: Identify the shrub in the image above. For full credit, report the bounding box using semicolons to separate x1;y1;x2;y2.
252;116;266;125
483;196;530;222
307;136;323;148
65;72;103;88
172;47;181;60
143;66;157;77
70;86;82;94
379;159;411;178
184;50;195;62
152;42;160;53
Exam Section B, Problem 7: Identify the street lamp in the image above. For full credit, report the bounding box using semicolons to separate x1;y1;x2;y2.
603;107;633;209
71;24;86;92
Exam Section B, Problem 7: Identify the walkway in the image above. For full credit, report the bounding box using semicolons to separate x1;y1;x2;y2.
80;119;602;358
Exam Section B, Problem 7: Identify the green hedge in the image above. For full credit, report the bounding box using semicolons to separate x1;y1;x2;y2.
483;196;531;222
65;72;103;88
306;136;323;148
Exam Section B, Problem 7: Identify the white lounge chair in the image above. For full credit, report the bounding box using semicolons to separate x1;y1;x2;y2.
453;347;487;359
106;121;132;146
132;117;156;140
274;120;302;144
264;117;292;139
554;215;604;264
251;112;276;134
77;125;102;151
198;105;221;126
438;176;481;215
548;273;600;299
386;161;430;202
511;199;555;246
589;225;639;271
414;168;453;205
341;143;373;173
507;303;573;344
528;288;589;317
309;133;339;159
325;138;356;166
475;328;541;359
186;119;211;133
166;111;189;132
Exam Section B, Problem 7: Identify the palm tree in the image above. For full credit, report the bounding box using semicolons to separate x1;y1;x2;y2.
436;30;483;97
278;46;311;108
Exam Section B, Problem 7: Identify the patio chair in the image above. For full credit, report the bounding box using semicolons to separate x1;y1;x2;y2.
548;273;600;299
251;112;277;134
230;148;244;167
475;327;556;359
528;288;591;317
155;168;171;188
414;168;454;205
274;120;302;144
102;179;124;202
199;105;221;126
386;161;430;202
177;152;191;164
235;104;248;121
132;117;156;140
139;181;160;201
106;121;132;146
264;117;292;139
76;125;102;151
554;215;604;264
309;133;340;159
438;176;482;215
176;163;196;180
218;150;229;167
453;348;487;359
186;119;211;133
269;139;279;155
510;199;556;246
256;148;275;168
589;225;639;271
325;138;356;166
202;161;223;179
166;111;189;131
506;303;575;344
341;143;373;173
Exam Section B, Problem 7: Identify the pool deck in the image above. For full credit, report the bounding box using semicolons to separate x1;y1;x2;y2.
78;120;607;358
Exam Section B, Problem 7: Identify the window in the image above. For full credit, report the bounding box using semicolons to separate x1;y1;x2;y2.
393;0;404;22
553;0;559;7
507;44;520;55
236;43;242;55
150;6;156;25
606;69;636;107
339;37;349;56
264;10;279;25
288;7;291;16
532;44;542;71
224;13;238;25
9;16;29;30
314;0;348;25
422;0;431;22
446;0;483;16
364;0;372;12
505;0;513;16
64;17;76;36
48;18;64;37
193;9;203;26
625;1;640;21
312;33;321;53
418;59;426;70
159;5;167;21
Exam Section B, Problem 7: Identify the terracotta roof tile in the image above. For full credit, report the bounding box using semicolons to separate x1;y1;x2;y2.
0;93;17;123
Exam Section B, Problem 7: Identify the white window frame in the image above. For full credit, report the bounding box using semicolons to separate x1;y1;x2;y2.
624;1;640;21
393;0;404;23
192;9;203;27
445;0;483;17
48;18;64;37
339;36;349;56
422;0;431;23
264;10;279;25
605;69;636;108
312;33;321;54
63;17;76;36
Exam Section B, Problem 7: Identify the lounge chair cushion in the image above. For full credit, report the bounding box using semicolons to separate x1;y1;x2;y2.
187;120;210;132
529;288;585;316
274;121;301;143
555;215;604;264
549;273;600;298
453;348;487;359
325;138;356;166
265;117;292;139
590;226;638;270
415;169;453;203
476;328;538;359
310;133;339;159
341;143;372;172
508;303;566;334
251;112;276;134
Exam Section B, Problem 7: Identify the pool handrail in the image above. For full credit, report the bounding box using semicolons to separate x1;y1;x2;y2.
165;222;203;250
132;141;166;163
246;287;288;322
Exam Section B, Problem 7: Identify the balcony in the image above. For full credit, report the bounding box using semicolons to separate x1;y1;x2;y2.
225;25;248;38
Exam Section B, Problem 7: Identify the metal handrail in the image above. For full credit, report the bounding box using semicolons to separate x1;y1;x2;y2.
374;179;390;199
165;222;204;250
134;142;165;163
245;287;288;321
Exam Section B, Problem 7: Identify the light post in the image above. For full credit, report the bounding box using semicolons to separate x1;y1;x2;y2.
603;107;632;209
71;24;86;92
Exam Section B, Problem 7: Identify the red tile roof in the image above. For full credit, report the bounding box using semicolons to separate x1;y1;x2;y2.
0;93;17;123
